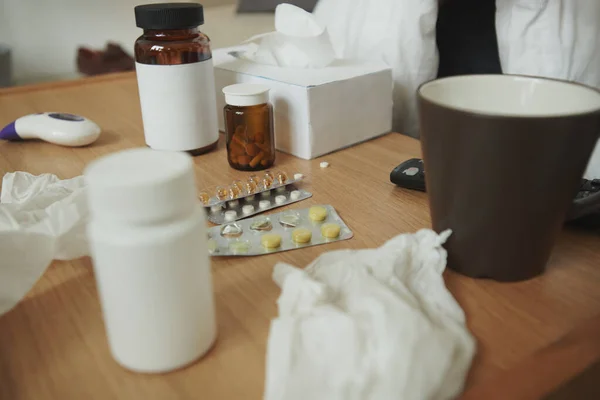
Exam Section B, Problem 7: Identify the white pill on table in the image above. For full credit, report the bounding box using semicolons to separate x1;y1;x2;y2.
290;190;301;201
224;210;237;222
259;200;271;209
275;195;287;205
228;200;239;208
242;205;255;215
294;173;304;180
320;161;329;169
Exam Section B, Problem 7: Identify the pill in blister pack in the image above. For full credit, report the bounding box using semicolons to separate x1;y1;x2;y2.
206;185;312;224
207;205;353;256
198;170;305;207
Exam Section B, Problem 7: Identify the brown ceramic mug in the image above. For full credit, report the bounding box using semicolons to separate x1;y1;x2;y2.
418;75;600;281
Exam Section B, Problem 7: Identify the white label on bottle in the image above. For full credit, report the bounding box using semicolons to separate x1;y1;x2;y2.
135;60;219;151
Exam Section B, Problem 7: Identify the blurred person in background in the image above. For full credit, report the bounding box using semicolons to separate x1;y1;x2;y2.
314;0;600;177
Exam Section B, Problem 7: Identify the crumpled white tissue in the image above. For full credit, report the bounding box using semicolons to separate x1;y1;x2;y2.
0;172;88;316
265;229;475;400
242;4;336;68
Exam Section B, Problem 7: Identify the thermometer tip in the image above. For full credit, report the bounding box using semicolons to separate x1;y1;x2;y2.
0;122;22;141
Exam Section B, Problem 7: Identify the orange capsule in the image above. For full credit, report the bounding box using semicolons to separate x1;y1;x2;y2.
198;191;210;205
264;170;275;180
275;171;288;185
216;186;229;201
229;184;242;199
248;175;260;186
245;180;258;194
232;180;245;192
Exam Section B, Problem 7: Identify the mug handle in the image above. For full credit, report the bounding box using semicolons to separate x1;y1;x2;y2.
566;189;600;221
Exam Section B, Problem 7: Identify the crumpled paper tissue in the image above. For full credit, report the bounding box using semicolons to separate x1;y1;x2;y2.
265;229;475;400
241;4;336;68
0;172;88;316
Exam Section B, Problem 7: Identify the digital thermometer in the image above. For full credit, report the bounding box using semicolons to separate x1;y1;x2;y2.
0;112;101;147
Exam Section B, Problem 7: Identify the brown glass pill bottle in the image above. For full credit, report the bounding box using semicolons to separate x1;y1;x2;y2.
134;3;219;156
222;84;275;171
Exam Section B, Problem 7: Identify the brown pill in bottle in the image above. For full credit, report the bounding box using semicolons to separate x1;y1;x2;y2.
238;155;253;165
249;151;266;168
223;84;275;171
245;143;260;156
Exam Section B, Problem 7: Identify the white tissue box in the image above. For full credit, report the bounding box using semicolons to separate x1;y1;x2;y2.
213;46;393;160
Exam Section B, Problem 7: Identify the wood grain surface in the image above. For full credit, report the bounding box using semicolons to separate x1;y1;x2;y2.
1;73;600;399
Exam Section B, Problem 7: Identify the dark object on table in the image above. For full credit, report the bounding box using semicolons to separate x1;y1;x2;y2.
566;179;600;228
391;158;600;227
389;158;425;192
237;0;318;13
77;43;135;76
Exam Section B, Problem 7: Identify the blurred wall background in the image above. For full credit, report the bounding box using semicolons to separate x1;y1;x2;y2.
0;0;275;86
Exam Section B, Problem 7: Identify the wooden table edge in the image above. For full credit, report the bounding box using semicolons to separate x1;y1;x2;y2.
460;312;600;399
0;71;135;95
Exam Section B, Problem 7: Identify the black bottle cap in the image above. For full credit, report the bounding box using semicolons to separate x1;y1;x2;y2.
135;3;204;30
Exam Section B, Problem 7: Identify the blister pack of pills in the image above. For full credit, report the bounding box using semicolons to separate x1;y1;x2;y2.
198;170;305;207
206;185;312;224
207;205;353;256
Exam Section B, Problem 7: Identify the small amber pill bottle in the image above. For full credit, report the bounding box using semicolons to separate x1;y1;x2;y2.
222;84;275;171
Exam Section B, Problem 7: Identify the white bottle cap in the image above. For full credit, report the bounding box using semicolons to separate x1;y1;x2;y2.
222;84;270;107
85;148;196;224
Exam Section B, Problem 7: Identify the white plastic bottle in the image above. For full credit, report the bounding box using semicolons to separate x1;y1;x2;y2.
84;148;216;373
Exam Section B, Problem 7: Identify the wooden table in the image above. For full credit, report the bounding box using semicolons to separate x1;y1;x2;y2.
1;73;600;399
